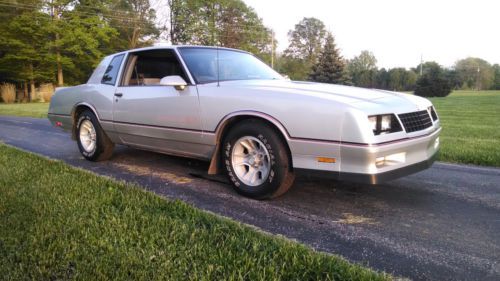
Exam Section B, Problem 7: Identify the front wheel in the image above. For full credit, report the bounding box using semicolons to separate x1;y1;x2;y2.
76;110;114;161
223;119;295;199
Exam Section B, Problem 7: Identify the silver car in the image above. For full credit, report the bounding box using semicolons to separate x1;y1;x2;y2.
48;46;441;199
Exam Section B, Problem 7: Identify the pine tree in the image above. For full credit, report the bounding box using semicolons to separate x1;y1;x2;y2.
308;32;348;84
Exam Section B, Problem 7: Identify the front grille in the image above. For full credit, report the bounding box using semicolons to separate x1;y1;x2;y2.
398;110;433;133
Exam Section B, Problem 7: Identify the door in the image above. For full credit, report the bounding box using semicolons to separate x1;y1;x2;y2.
112;48;206;158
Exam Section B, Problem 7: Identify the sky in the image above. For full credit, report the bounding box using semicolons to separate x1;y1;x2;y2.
243;0;500;69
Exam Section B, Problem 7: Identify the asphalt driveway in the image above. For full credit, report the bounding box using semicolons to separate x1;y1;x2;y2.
0;115;499;281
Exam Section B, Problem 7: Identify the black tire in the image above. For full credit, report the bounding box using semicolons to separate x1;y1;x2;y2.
222;119;295;199
76;110;114;161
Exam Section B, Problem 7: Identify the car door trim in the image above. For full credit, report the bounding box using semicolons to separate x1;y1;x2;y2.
100;119;206;133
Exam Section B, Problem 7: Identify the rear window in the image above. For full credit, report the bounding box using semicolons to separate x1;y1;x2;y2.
101;54;125;85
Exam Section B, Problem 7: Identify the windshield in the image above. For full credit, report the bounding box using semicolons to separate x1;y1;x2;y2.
178;47;283;84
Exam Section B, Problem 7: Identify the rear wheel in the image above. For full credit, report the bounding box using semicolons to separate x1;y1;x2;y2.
223;119;295;199
76;110;114;161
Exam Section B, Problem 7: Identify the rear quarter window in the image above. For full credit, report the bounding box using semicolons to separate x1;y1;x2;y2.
87;56;111;84
101;54;125;85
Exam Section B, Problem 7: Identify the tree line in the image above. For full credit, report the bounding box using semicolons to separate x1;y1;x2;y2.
0;0;161;99
276;17;500;96
1;2;499;101
0;0;274;100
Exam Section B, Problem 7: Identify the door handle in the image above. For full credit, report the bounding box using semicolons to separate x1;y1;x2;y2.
114;93;123;97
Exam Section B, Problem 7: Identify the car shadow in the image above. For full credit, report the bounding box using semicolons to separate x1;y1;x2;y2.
106;145;439;227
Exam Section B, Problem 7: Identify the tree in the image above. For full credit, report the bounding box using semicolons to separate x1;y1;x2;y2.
0;4;54;100
218;0;274;59
0;0;276;88
168;0;273;62
308;32;348;84
403;70;418;91
109;0;160;49
275;54;312;80
414;76;451;97
284;17;326;63
347;50;378;88
414;61;442;77
0;0;155;87
414;62;451;97
375;68;389;89
383;68;417;91
455;57;494;90
492;64;500;90
168;0;195;44
387;68;402;91
444;69;462;90
50;2;121;85
279;17;326;80
348;50;377;73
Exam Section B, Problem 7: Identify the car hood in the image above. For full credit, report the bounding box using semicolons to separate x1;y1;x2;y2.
218;79;431;113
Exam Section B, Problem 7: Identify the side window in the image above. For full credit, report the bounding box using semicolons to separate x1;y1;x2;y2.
101;54;125;85
122;49;188;86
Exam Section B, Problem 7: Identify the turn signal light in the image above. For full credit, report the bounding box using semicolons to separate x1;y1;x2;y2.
317;157;336;163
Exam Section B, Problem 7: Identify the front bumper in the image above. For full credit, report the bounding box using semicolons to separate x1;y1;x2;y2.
337;150;438;184
296;151;438;184
296;127;441;184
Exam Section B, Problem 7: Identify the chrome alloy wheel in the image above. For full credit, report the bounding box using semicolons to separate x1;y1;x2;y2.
231;136;271;186
79;119;97;153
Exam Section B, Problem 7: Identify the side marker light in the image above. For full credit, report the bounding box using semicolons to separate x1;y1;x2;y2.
317;157;336;163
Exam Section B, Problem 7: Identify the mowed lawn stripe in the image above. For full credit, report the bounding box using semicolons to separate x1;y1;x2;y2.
0;102;49;118
0;144;389;281
430;90;500;167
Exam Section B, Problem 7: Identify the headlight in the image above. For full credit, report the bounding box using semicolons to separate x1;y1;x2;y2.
380;115;392;131
368;116;378;132
368;114;402;135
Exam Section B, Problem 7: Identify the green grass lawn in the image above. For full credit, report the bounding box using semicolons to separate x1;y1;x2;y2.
0;102;49;118
0;144;388;280
430;90;500;167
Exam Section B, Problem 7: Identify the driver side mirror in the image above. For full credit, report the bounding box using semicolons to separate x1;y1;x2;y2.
160;75;188;91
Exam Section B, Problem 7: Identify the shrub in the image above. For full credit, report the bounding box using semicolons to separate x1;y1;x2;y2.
37;83;55;102
414;76;452;97
0;83;16;103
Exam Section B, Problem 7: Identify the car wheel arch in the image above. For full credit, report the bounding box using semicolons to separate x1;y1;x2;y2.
208;112;293;175
71;103;100;140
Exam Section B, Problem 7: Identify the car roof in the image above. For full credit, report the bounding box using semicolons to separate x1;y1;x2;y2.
110;45;249;57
